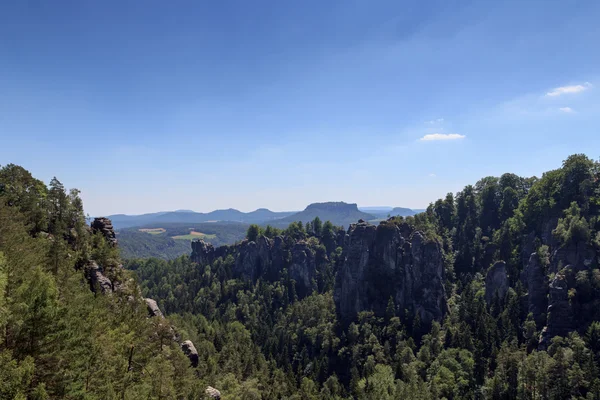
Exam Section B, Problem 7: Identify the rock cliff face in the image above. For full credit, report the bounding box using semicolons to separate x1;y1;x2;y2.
522;253;548;328
485;261;509;305
543;267;576;343
85;261;114;294
191;240;230;265
398;230;447;326
91;217;118;246
334;222;377;320
334;221;446;326
289;241;317;297
521;215;599;345
83;217;120;294
549;241;597;274
190;220;447;326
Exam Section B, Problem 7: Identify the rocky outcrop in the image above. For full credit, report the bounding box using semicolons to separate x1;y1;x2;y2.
549;241;597;274
87;218;198;370
485;261;509;305
522;253;548;328
268;236;286;280
334;222;378;321
85;261;113;294
334;221;446;326
191;240;231;265
191;239;215;264
91;217;117;246
235;241;261;281
540;267;576;348
144;298;164;318
190;220;446;327
521;231;537;269
400;231;447;326
234;237;272;281
181;340;199;368
205;386;221;399
289;241;317;297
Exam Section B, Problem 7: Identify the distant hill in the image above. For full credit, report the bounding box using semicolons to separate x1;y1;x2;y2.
390;207;418;216
107;208;297;229
270;202;375;228
362;206;424;219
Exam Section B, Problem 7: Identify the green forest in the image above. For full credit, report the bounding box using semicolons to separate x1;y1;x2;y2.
118;223;248;260
1;154;600;399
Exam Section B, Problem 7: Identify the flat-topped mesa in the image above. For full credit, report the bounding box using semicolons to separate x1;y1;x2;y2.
305;201;360;212
91;217;118;246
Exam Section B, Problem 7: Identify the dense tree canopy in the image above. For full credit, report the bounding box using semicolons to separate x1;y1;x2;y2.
2;155;600;399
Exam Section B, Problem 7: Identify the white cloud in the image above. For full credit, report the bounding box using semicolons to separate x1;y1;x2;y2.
429;173;437;177
559;107;574;113
420;133;466;141
426;118;444;124
546;82;591;97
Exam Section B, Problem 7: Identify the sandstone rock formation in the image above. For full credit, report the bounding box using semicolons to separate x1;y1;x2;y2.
85;218;203;370
522;253;548;328
268;236;286;280
334;222;377;321
181;340;199;368
91;217;117;246
144;298;164;318
540;266;576;348
234;237;272;281
549;240;597;274
485;261;509;305
85;261;113;294
289;241;317;297
190;220;446;327
396;230;447;326
205;386;221;399
191;239;232;266
334;221;446;326
519;216;599;347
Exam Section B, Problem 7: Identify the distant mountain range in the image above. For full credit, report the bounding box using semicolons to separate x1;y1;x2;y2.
107;208;297;229
361;206;425;219
106;203;424;229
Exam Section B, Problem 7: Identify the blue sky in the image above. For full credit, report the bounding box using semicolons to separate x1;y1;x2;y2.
1;0;599;216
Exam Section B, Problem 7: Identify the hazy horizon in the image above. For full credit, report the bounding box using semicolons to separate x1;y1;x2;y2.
96;203;427;217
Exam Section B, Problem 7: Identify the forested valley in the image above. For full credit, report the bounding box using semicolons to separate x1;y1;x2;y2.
2;154;600;399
